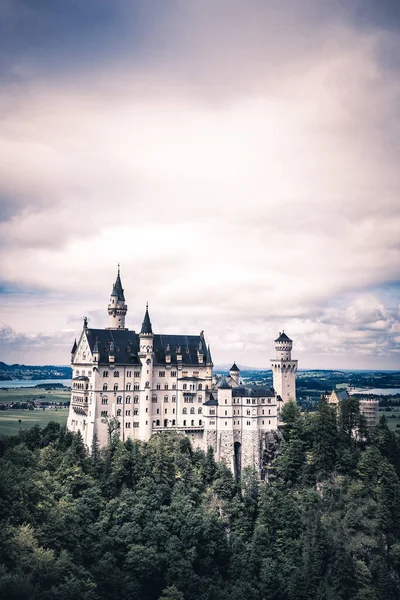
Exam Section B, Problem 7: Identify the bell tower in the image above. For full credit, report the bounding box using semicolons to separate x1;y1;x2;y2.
107;265;127;329
271;331;297;405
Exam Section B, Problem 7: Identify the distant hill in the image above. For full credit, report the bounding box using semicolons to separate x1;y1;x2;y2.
0;362;72;381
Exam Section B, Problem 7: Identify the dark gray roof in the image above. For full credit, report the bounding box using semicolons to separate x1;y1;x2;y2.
83;329;209;366
206;345;213;364
71;339;77;354
111;271;125;302
275;331;292;343
204;394;218;406
332;389;349;402
216;377;232;390
73;376;89;381
230;362;240;372
140;305;153;335
232;386;275;398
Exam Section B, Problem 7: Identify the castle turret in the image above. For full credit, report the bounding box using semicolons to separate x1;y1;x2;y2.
138;303;154;441
107;265;127;329
270;331;298;407
229;362;240;385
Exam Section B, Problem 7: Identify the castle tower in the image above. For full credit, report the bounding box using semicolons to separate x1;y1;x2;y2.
138;303;154;441
270;331;297;406
107;265;127;329
229;362;240;386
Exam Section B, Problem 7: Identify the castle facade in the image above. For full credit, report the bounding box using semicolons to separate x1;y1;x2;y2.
67;269;298;476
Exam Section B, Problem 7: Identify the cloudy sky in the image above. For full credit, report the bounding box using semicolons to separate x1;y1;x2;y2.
0;0;399;369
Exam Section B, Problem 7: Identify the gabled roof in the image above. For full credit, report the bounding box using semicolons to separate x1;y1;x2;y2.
81;329;210;366
275;331;292;343
231;386;275;398
111;268;125;302
230;362;240;372
215;377;232;390
140;304;153;335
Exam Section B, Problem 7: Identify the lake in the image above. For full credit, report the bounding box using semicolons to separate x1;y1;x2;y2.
350;388;400;396
0;379;71;389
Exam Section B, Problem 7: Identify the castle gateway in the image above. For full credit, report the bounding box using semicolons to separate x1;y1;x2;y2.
67;269;298;476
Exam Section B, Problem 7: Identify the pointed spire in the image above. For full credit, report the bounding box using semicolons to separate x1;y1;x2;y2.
71;339;77;354
140;302;153;335
111;265;125;302
206;344;213;364
83;316;88;330
230;362;240;372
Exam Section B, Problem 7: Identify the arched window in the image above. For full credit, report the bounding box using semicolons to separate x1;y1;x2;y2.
199;419;202;426
103;384;108;391
126;383;131;391
134;396;139;403
116;396;122;404
114;384;118;391
182;407;187;414
102;397;108;405
117;409;121;416
172;396;176;403
183;384;187;390
191;420;194;426
114;371;119;377
183;420;186;426
190;407;195;414
152;395;157;403
198;407;202;414
126;396;131;404
145;381;150;388
164;395;168;402
198;383;202;390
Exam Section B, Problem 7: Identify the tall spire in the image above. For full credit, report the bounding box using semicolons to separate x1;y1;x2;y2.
107;265;128;329
111;266;125;302
140;302;153;335
206;344;213;365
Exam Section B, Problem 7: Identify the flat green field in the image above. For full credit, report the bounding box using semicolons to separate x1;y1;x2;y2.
381;408;400;431
0;387;70;405
0;408;68;436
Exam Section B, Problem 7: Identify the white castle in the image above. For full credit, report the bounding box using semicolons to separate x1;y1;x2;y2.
67;268;298;476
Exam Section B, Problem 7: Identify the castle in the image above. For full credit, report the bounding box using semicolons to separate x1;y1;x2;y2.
67;269;298;476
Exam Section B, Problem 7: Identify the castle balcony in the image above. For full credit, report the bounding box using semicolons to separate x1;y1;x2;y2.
152;425;204;433
71;392;89;415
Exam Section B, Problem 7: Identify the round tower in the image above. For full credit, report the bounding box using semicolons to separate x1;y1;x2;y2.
138;303;154;441
270;331;298;407
229;362;240;386
107;265;127;329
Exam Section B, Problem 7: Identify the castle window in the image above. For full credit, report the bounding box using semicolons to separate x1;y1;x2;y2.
225;422;227;426
172;384;176;390
126;396;131;404
152;395;157;402
171;371;177;377
103;371;108;377
127;371;132;377
164;383;168;390
191;420;194;426
198;395;202;402
247;421;251;426
156;384;161;390
159;371;165;377
156;408;160;415
268;398;271;404
210;409;215;415
225;410;227;416
103;384;108;391
262;409;264;414
247;399;250;404
134;371;140;377
252;399;256;404
182;408;187;414
206;384;209;390
126;384;131;391
134;396;139;403
182;371;188;377
183;384;187;390
172;419;176;425
114;371;119;377
199;420;202;425
116;396;122;404
76;370;80;376
262;420;264;425
198;383;202;390
165;408;168;414
125;422;131;428
164;395;168;402
198;407;202;414
117;409;121;416
102;397;108;405
101;410;108;417
134;408;138;415
126;410;131;416
190;407;195;414
209;419;215;425
172;408;175;414
246;410;250;416
145;381;150;388
114;384;118;391
261;398;265;403
133;422;139;428
134;384;139;391
269;420;271;424
183;420;186;426
268;409;271;414
225;399;227;404
172;396;176;402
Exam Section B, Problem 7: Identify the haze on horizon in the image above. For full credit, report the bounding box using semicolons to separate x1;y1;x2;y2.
0;0;399;370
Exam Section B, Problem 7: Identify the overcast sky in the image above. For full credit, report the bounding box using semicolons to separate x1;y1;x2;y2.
0;0;399;369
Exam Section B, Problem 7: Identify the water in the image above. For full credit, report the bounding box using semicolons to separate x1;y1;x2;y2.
0;379;71;389
350;387;400;396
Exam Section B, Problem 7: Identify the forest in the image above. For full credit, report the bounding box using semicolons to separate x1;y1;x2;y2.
0;398;400;600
